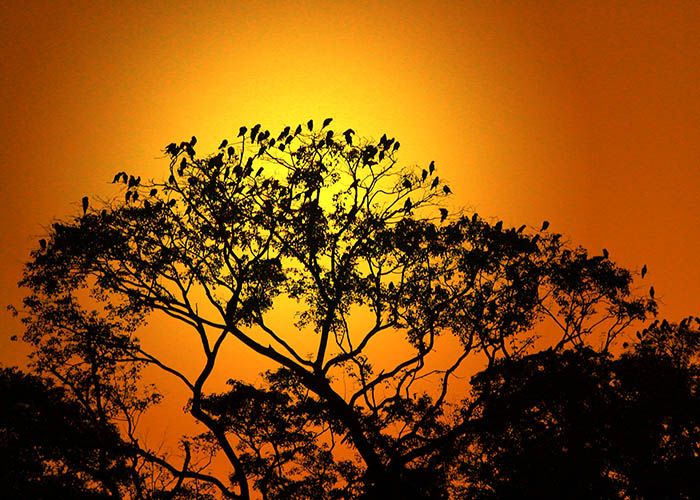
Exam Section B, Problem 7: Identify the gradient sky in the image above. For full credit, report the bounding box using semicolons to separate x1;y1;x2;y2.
2;1;699;390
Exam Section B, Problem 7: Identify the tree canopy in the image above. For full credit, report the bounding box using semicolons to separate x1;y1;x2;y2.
11;120;698;498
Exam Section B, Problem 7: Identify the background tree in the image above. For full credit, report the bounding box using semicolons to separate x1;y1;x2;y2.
17;120;673;498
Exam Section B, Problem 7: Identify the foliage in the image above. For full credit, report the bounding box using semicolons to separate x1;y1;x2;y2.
15;120;692;498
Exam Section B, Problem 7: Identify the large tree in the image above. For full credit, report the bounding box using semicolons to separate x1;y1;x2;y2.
18;120;680;498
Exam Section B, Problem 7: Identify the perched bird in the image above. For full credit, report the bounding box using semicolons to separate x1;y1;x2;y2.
430;177;440;189
443;185;451;194
641;264;647;278
112;172;123;183
149;188;158;196
494;220;503;232
541;220;550;231
421;169;428;181
238;126;247;137
164;142;179;156
322;117;333;128
403;198;412;212
325;130;334;142
126;191;132;202
307;119;314;131
294;124;302;135
250;124;261;142
219;139;228;149
82;196;89;214
402;178;412;189
472;213;478;223
39;239;46;250
190;135;197;146
649;286;655;299
439;208;448;222
227;145;235;158
602;248;609;259
393;141;400;151
208;153;224;168
343;128;355;145
429;160;435;174
255;167;264;177
517;224;526;233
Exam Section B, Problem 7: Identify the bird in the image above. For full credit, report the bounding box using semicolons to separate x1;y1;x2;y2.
649;286;655;299
250;124;261;142
421;169;428;181
39;239;46;250
322;117;333;128
325;130;334;142
219;139;228;149
10;335;17;342
82;196;89;214
472;213;478;223
541;220;550;231
641;264;647;278
404;198;412;212
602;248;609;259
294;124;302;135
393;141;400;151
517;224;526;233
255;167;264;177
343;128;355;144
430;177;439;189
164;142;179;156
112;172;123;183
238;126;247;137
439;208;448;222
402;178;412;189
429;160;435;174
190;135;197;146
307;119;314;131
150;188;158;196
443;185;451;194
125;191;132;202
227;145;235;158
494;220;503;232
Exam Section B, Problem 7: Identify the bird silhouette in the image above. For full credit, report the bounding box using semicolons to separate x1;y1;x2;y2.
494;220;503;232
279;125;291;139
430;177;440;189
219;139;228;149
325;130;334;142
429;161;435;174
393;141;400;151
472;213;478;223
82;196;89;214
164;142;179;156
602;248;609;259
190;136;197;146
517;224;526;233
322;117;333;128
238;126;247;137
404;198;412;212
39;239;46;250
402;178;412;189
125;191;132;202
440;208;448;222
255;167;264;177
112;172;122;183
343;128;355;144
421;169;428;181
541;220;550;231
443;185;451;194
227;145;235;158
641;264;647;278
650;286;655;299
295;124;302;135
307;119;314;131
250;124;261;142
149;188;157;196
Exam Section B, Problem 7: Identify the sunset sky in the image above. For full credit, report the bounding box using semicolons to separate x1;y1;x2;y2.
2;0;699;393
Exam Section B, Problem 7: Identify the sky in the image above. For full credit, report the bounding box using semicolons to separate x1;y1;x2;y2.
1;0;699;432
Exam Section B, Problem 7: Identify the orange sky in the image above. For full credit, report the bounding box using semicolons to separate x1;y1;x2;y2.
1;0;699;416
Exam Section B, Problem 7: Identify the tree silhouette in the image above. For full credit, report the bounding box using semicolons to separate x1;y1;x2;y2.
16;121;694;498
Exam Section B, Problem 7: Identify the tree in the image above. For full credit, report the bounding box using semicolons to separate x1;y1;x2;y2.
0;366;133;499
17;120;671;498
458;320;699;499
